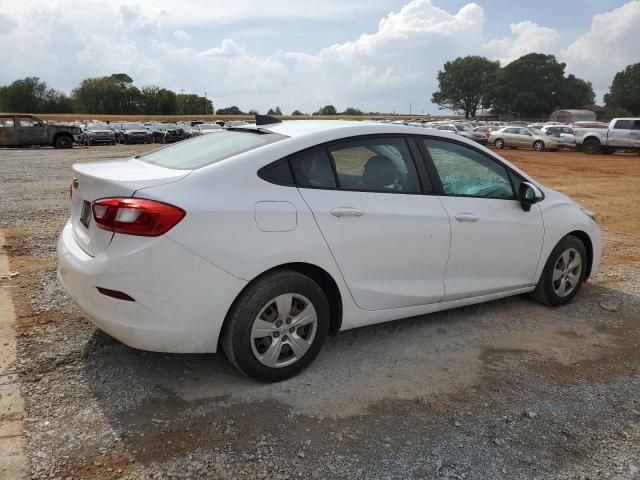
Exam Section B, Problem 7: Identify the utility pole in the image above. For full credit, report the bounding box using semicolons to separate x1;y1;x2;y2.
180;88;185;95
204;91;208;115
409;102;412;115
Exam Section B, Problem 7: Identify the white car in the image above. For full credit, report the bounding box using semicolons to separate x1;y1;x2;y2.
540;125;576;148
190;123;223;137
57;120;602;381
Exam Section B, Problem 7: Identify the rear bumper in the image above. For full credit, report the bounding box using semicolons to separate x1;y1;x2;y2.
57;221;247;353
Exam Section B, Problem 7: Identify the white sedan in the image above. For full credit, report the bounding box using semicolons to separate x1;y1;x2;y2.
58;119;602;381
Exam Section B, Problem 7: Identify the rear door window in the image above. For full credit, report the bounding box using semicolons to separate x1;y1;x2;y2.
290;147;337;189
327;137;421;193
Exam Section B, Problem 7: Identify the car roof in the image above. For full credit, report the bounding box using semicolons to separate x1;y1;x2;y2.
265;120;380;138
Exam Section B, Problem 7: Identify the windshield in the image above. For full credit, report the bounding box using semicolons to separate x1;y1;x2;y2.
455;124;472;131
162;123;179;129
87;123;110;131
124;122;144;129
138;130;286;170
529;127;544;135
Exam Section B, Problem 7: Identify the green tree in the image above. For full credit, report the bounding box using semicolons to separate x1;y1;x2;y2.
556;74;595;109
72;73;136;114
489;54;593;118
604;63;640;115
342;107;364;115
176;94;212;115
248;109;259;115
314;105;337;115
139;86;177;115
291;110;305;116
431;56;500;119
216;105;245;115
0;77;71;113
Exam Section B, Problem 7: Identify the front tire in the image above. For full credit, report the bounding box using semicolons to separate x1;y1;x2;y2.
222;270;330;382
494;138;505;149
533;140;545;151
530;235;587;307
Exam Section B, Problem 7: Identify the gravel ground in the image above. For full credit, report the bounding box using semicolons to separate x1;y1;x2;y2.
1;145;639;480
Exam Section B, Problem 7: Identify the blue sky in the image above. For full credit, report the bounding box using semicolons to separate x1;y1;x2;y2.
0;0;638;114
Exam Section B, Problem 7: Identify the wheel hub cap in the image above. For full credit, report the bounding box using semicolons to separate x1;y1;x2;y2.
250;293;318;368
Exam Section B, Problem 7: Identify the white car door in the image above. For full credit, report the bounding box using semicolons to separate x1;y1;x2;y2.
292;136;452;311
420;138;544;301
608;119;633;148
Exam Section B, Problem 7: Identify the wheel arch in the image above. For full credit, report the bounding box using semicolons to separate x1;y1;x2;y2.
582;135;601;143
221;262;343;345
568;230;594;279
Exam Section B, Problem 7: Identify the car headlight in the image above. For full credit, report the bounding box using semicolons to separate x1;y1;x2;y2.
581;207;597;222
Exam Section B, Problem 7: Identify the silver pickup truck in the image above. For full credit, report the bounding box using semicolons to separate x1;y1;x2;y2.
574;118;640;154
0;114;81;148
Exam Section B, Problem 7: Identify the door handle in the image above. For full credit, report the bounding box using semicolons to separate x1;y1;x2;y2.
330;207;365;218
455;213;479;223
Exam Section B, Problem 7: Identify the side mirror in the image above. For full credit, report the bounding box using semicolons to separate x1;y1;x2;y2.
519;182;542;211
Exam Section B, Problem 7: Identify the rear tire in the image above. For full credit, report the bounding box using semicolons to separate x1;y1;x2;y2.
583;138;601;154
533;140;545;151
494;138;504;149
222;270;330;382
54;134;73;149
530;235;587;307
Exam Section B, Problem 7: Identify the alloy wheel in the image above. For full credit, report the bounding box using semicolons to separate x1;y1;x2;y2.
250;293;318;368
552;248;582;297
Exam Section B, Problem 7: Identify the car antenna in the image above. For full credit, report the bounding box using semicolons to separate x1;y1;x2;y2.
255;114;282;126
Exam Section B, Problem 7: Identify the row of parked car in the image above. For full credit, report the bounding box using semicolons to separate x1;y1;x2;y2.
75;120;245;146
386;118;640;154
2;114;638;154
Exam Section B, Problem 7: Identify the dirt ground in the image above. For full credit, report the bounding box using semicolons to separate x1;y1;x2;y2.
0;144;638;480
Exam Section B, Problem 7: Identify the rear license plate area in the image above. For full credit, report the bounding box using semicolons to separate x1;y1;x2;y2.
80;200;92;228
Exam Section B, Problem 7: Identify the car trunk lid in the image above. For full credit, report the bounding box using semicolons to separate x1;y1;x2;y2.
70;158;190;256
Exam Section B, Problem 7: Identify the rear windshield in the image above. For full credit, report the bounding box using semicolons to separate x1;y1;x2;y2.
137;130;286;170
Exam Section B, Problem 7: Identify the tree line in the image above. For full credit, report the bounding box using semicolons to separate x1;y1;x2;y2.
0;73;373;117
431;53;640;119
0;73;214;116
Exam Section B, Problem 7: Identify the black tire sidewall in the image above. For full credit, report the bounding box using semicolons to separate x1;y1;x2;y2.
223;270;330;382
538;236;587;306
584;139;600;154
55;135;72;149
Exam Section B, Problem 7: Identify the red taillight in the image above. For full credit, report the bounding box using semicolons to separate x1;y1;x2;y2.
92;198;185;237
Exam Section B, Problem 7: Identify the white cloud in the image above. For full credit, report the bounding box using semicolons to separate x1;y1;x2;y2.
0;13;16;34
201;38;245;57
172;30;190;43
483;21;561;65
564;0;640;95
0;0;638;112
